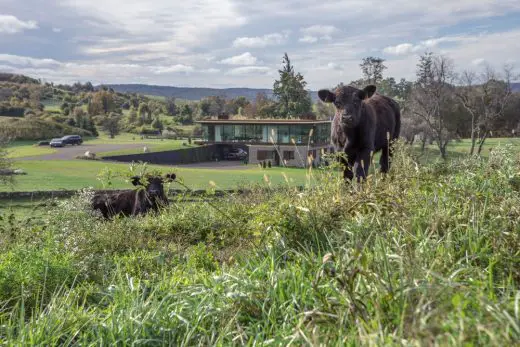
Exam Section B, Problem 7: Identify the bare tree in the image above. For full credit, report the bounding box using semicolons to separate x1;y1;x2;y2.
410;52;456;159
456;63;516;155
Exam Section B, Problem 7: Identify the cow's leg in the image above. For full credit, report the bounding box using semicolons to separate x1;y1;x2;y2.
353;148;372;181
379;145;389;173
338;151;355;181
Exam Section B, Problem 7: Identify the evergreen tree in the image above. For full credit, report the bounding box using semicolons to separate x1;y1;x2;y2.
272;53;312;118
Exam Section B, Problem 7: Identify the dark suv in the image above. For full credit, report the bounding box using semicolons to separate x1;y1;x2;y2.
61;135;83;145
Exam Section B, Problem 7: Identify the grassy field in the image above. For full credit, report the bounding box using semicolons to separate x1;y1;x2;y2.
1;160;310;192
0;142;519;345
5;142;56;158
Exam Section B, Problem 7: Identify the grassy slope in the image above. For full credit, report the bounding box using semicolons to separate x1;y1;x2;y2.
0;142;519;345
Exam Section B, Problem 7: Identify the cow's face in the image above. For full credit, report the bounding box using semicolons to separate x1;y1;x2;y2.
131;173;176;200
318;85;376;128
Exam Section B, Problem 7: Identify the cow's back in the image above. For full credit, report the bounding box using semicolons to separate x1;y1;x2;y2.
366;94;400;150
92;190;136;218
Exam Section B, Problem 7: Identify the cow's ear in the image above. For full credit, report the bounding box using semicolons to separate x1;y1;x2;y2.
363;85;377;98
165;173;176;181
318;89;335;103
131;176;142;186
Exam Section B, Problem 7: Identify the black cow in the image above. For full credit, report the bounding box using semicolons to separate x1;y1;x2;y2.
318;84;401;181
92;173;176;219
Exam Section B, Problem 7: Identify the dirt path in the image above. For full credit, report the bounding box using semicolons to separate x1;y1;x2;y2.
16;144;145;161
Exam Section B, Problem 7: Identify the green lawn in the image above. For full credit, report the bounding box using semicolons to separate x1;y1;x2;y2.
6;145;56;159
2;160;311;192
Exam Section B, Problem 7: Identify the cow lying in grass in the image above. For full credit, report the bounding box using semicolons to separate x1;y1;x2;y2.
92;173;176;219
318;84;401;181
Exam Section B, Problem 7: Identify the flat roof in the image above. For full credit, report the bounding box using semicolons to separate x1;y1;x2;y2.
196;119;331;125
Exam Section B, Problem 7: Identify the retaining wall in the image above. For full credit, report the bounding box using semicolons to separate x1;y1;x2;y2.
102;145;217;165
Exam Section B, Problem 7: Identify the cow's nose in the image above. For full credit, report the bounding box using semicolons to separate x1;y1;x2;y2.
342;115;353;123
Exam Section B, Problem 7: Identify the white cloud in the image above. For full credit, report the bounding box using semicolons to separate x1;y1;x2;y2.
384;34;482;56
471;58;486;66
219;52;258;66
299;25;338;43
0;15;38;34
60;0;247;48
227;66;272;76
0;54;61;68
233;32;288;48
52;27;62;33
300;25;338;36
152;64;194;74
383;43;418;55
299;36;318;43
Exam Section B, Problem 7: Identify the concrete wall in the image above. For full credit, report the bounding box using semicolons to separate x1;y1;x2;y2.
103;145;217;165
247;144;333;168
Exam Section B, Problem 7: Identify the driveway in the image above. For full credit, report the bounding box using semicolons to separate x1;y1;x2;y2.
17;143;146;161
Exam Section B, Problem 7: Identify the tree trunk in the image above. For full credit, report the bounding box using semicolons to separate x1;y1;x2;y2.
477;131;488;155
421;135;427;153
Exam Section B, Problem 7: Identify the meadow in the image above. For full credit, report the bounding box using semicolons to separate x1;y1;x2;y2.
0;140;519;345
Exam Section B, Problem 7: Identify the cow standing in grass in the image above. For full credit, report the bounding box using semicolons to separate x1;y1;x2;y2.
318;84;401;181
92;173;176;219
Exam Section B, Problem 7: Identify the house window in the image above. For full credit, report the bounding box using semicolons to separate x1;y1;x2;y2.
257;150;274;160
283;150;295;160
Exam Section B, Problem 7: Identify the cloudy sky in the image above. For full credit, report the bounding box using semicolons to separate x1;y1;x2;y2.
1;0;520;89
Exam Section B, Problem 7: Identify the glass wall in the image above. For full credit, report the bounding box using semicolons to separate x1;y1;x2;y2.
201;123;330;144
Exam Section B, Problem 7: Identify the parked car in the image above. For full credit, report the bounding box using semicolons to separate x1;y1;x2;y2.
224;148;248;160
61;135;83;145
50;138;65;147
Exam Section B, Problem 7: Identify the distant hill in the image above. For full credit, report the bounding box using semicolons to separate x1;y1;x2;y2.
104;84;320;102
0;73;40;84
512;83;520;92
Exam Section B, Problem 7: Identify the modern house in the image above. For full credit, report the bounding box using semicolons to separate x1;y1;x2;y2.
195;117;333;167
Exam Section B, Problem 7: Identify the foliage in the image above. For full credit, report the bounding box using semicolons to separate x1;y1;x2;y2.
273;53;313;118
165;96;177;116
102;112;123;139
151;117;164;132
0;135;13;185
88;90;116;116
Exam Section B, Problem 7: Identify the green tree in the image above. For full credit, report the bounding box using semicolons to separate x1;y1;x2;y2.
179;104;194;124
88;90;115;116
360;56;387;85
272;53;312;118
151;117;164;132
102;112;122;138
138;103;152;125
0;134;13;185
166;96;177;116
128;108;138;124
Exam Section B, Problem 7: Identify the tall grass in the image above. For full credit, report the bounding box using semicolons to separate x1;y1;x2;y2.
0;140;519;345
